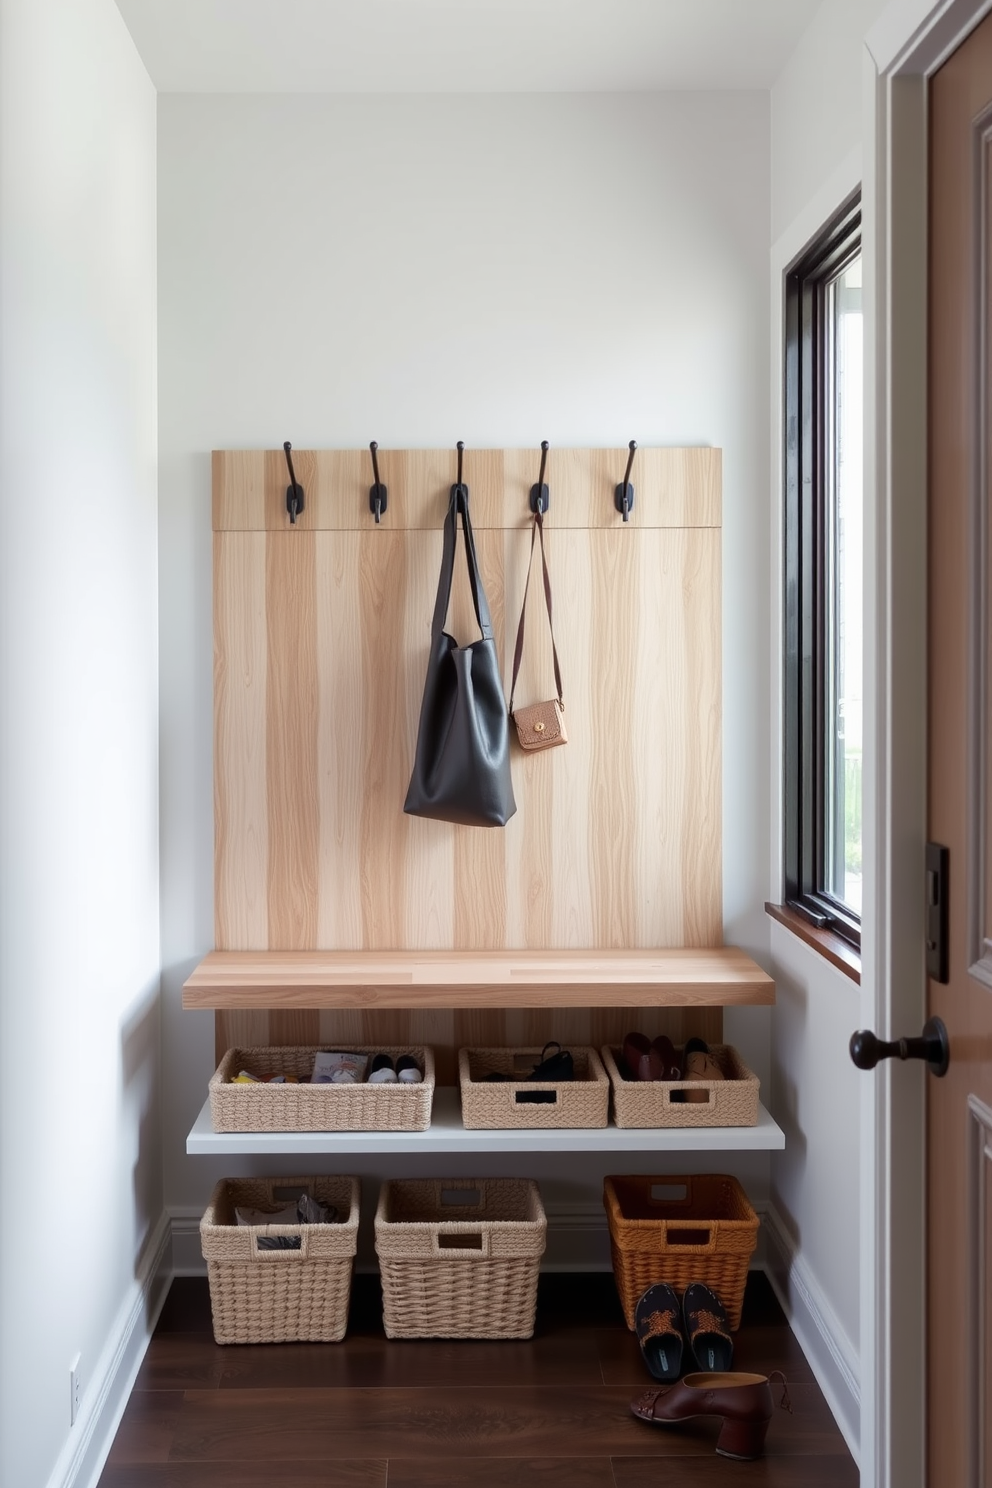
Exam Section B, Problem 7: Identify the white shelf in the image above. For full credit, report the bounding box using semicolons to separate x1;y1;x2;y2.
186;1086;785;1155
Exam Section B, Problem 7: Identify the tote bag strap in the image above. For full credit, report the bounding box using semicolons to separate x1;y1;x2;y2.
509;507;563;715
430;483;494;642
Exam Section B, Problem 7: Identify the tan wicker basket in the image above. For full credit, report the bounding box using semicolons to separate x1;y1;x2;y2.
604;1174;759;1332
201;1175;359;1343
601;1043;759;1129
375;1177;547;1339
458;1046;609;1129
209;1046;435;1132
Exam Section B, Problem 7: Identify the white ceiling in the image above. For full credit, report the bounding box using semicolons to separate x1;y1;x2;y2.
114;0;821;93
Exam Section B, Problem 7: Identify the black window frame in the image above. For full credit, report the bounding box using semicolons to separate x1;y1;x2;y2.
783;194;862;951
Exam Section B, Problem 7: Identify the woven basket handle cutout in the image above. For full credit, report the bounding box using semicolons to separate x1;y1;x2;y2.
439;1184;484;1208
251;1229;310;1262
433;1229;491;1258
662;1224;715;1252
648;1182;690;1205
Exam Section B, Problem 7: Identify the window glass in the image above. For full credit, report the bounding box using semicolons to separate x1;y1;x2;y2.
825;256;863;917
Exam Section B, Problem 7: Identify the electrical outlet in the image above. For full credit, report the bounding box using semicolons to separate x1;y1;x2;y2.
70;1355;81;1427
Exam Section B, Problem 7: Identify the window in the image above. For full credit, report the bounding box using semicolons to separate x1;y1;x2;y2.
783;197;863;950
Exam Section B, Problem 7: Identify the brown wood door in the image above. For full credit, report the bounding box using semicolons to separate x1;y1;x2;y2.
929;15;992;1485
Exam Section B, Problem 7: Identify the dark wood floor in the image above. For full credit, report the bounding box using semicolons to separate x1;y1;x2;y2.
99;1271;858;1487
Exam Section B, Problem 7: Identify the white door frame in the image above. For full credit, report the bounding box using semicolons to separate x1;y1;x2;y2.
864;3;992;1486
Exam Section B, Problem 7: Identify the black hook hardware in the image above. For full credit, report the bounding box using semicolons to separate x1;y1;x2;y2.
614;440;636;521
530;440;550;515
283;441;304;524
452;440;468;502
849;1016;950;1078
369;441;388;523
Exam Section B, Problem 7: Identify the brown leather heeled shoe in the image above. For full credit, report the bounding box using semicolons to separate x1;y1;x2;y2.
630;1370;792;1460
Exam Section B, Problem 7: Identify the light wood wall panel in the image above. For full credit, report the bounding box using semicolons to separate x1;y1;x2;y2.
213;447;722;972
213;534;269;949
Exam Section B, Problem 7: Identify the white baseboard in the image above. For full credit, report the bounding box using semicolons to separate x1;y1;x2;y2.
760;1198;861;1464
45;1210;172;1488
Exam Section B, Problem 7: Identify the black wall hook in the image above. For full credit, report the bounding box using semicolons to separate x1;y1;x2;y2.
452;440;468;501
283;441;305;524
530;440;550;515
614;440;636;521
369;441;388;523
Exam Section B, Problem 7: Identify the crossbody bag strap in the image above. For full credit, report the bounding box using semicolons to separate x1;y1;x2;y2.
509;508;563;715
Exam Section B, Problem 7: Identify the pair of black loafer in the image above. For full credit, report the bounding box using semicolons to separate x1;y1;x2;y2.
634;1280;734;1383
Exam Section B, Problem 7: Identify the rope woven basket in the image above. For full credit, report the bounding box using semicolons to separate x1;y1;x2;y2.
375;1177;547;1338
601;1043;759;1129
201;1175;359;1343
209;1046;435;1132
604;1173;759;1331
458;1046;609;1129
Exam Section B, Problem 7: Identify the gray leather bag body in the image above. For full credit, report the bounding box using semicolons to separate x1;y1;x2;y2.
403;483;516;828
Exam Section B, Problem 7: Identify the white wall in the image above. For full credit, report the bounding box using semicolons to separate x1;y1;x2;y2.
157;92;774;1225
772;0;891;239
765;0;890;1461
0;3;162;1486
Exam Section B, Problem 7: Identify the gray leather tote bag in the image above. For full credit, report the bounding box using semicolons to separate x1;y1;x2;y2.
404;483;516;828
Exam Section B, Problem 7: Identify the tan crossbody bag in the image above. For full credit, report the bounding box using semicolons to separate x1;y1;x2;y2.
509;509;567;751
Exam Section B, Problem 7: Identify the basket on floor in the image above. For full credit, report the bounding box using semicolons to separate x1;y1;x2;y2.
209;1046;435;1132
374;1177;546;1339
601;1043;760;1129
604;1173;758;1331
458;1046;609;1129
201;1175;359;1343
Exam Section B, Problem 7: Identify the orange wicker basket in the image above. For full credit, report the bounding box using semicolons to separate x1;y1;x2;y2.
604;1173;759;1331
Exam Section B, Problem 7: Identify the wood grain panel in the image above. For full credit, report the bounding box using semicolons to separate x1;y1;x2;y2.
681;532;723;943
358;529;411;947
214;534;268;949
215;526;722;952
212;448;721;533
590;529;639;948
264;534;319;948
212;450;265;532
314;534;363;948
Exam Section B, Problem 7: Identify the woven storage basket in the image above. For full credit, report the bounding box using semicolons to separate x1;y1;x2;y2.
458;1046;609;1129
604;1173;759;1332
375;1177;547;1339
201;1175;359;1344
601;1043;759;1129
209;1046;435;1132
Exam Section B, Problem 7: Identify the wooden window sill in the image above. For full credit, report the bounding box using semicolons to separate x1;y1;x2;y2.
765;903;861;985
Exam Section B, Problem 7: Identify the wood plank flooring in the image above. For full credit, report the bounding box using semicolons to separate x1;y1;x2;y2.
98;1272;857;1487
